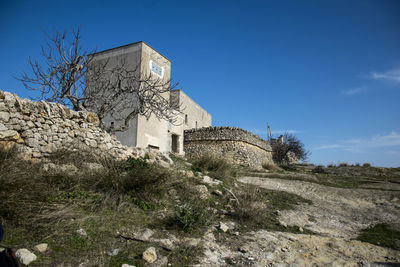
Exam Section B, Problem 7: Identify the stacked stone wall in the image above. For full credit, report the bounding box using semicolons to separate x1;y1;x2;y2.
0;90;137;159
184;127;274;169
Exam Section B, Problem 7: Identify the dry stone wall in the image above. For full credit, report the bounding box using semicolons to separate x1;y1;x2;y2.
184;127;274;169
0;90;138;159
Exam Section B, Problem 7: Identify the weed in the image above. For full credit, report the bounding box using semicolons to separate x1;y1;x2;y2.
191;154;232;181
95;157;172;208
357;224;400;250
168;245;202;265
312;165;326;174
229;184;311;231
169;198;212;233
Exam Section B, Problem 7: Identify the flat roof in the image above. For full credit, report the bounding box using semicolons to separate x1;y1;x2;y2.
91;41;170;61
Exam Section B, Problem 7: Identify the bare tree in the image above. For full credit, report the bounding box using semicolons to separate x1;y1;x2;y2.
16;28;180;132
16;28;90;111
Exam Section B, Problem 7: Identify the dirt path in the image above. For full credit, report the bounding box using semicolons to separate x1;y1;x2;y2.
196;176;400;266
239;176;400;239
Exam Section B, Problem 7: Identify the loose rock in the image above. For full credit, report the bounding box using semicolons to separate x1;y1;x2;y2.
33;243;48;253
15;249;37;265
142;247;157;263
219;222;229;232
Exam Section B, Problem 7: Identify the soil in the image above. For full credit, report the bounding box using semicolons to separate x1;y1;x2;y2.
197;174;400;266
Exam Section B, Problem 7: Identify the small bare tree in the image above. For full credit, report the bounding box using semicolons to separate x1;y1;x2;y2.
16;28;180;132
271;133;310;165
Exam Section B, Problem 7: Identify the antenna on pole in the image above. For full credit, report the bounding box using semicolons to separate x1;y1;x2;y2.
267;122;272;142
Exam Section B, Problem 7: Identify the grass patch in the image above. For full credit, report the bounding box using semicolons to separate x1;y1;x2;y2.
191;154;233;182
225;184;311;232
357;224;400;250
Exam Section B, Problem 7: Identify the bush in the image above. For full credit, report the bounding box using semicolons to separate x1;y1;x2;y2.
363;163;371;167
96;157;171;207
173;199;211;233
312;165;325;174
271;133;309;165
191;154;232;181
338;162;348;167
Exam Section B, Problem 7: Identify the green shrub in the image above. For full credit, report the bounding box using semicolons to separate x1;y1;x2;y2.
96;157;171;206
357;224;400;250
338;162;348;167
312;165;325;174
171;198;211;233
363;162;371;167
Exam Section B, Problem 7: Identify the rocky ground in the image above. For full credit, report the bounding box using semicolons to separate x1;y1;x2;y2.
195;172;400;266
1;148;399;266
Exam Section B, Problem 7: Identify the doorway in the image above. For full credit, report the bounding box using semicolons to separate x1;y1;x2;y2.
171;134;179;154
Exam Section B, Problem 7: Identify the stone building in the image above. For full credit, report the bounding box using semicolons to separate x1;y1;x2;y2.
86;41;211;155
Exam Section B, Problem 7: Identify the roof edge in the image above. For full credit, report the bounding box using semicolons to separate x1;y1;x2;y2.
90;41;170;62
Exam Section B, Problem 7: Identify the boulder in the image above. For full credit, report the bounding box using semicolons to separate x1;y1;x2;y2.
194;185;209;199
15;248;37;265
142;247;157;263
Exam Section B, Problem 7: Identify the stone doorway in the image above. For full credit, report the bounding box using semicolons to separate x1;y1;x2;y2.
171;134;179;153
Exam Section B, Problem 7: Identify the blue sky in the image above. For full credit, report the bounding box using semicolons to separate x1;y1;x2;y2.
1;0;399;167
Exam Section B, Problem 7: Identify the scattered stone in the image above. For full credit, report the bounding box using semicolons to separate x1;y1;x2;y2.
121;264;135;267
15;249;37;265
153;255;168;267
202;175;222;185
82;162;104;172
142;247;157;263
184;162;192;167
77;228;87;237
213;190;223;196
280;221;287;228
33;243;48;253
299;227;304;233
219;222;229;232
204;232;216;241
185;170;195;178
157;160;171;168
134;228;154;241
160;153;174;165
194;184;209;199
107;248;119;256
154;238;175;250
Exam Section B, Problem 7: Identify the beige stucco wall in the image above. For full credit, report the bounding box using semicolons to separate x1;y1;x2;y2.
86;42;143;147
135;43;173;153
171;90;212;130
